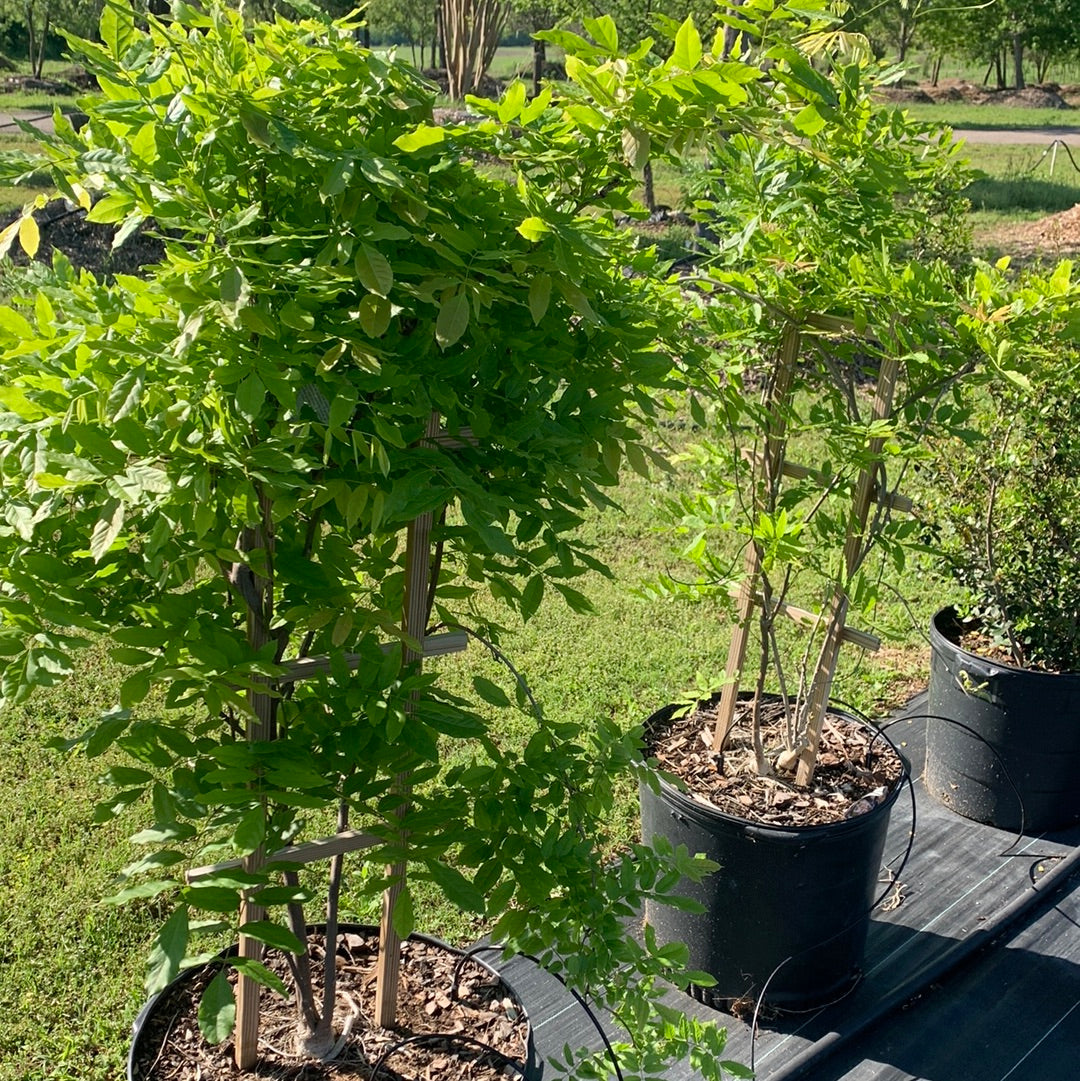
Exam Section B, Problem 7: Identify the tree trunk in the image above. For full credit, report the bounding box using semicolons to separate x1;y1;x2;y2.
643;161;656;213
443;0;507;101
532;37;545;98
1012;32;1025;90
437;4;447;72
931;54;942;87
897;17;911;63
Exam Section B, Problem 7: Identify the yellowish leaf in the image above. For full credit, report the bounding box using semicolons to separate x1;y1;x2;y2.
18;214;39;258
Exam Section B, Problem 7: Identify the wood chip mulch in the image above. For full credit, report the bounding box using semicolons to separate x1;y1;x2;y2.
130;931;530;1081
646;698;905;828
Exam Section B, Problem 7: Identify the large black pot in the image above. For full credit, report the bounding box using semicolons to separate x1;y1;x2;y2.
128;923;542;1080
639;697;907;1011
925;606;1080;833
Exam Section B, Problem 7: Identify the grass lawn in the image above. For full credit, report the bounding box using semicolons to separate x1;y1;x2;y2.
902;103;1080;130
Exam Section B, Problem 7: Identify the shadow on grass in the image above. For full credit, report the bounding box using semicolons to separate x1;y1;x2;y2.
965;176;1080;213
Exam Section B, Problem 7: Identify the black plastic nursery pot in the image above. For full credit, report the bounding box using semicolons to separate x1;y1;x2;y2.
128;923;541;1081
925;607;1080;833
640;698;908;1012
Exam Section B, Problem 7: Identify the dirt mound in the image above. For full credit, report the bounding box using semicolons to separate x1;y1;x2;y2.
1;68;96;95
996;86;1071;109
977;203;1080;263
875;79;1074;110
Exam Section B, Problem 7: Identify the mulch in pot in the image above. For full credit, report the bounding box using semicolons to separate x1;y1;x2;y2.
131;930;530;1081
646;697;904;828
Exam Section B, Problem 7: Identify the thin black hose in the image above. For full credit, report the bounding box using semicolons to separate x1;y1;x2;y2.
369;1032;525;1081
742;704;918;1072
873;709;1028;850
453;943;625;1081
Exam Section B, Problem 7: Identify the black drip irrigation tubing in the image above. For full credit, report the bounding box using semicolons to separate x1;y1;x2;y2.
462;943;626;1081
1030;138;1080;176
743;710;918;1075
369;1032;526;1081
760;701;1080;1081
0;113;51;131
765;853;1080;1081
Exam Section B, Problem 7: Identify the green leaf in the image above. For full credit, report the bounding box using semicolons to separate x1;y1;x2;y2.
100;1;136;58
436;290;469;348
793;104;826;136
583;15;618;53
197;969;236;1044
238;920;305;954
224;955;289;996
320;155;356;197
472;675;511;708
520;574;544;622
358;294;391;337
393;125;445;153
231;806;265;856
279;300;314;331
517;216;549;243
87;708;132;757
427;860;486;914
90;501;125;562
498;80;527;123
528;274;551;325
219;265;248;307
146;905;189;995
107;368;144;421
554;583;594;615
355;244;394;297
103;879;175;906
391;887;415;940
250;885;313;906
120;670;152;708
236;373;265;422
670;17;702;70
102;765;153;786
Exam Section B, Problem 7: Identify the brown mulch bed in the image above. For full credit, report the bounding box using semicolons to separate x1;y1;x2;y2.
646;697;905;828
978;203;1080;264
131;931;531;1081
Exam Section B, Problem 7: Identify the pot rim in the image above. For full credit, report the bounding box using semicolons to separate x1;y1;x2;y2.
931;605;1080;681
128;921;539;1081
642;691;910;838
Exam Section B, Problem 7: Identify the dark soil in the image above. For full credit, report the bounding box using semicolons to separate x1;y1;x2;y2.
646;697;905;828
130;931;531;1081
1;199;166;279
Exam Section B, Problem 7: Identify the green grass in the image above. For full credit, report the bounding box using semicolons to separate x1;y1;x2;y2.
902;103;1079;130
959;143;1080;218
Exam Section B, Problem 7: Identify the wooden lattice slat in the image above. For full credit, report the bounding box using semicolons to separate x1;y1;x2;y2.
712;321;802;750
229;411;467;1059
795;352;901;786
374;410;443;1026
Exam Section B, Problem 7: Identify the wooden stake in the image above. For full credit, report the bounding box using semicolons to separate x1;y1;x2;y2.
234;497;275;1070
712;322;802;751
374;412;442;1027
795;354;901;786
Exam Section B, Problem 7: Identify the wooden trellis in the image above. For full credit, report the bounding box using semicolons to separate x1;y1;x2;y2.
204;411;468;1069
710;317;908;786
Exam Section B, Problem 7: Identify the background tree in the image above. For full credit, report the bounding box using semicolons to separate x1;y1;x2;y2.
443;0;507;98
367;0;441;67
0;0;101;74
